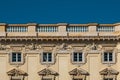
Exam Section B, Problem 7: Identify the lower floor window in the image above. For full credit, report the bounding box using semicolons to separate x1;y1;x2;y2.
104;78;113;80
42;79;52;80
74;79;82;80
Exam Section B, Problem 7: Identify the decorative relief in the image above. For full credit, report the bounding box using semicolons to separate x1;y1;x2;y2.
83;43;103;54
0;44;6;50
54;43;72;51
24;43;42;51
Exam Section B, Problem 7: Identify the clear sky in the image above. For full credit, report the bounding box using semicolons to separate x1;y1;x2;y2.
0;0;120;24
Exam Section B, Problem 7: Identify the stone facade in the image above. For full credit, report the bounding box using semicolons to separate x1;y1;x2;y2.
0;23;120;80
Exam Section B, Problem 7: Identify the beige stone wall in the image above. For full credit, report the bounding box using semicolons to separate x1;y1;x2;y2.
0;23;120;80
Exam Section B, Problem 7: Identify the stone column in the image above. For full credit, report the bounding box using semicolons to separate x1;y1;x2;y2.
0;23;6;37
88;23;98;32
27;23;37;36
57;23;67;36
114;23;120;32
88;23;98;36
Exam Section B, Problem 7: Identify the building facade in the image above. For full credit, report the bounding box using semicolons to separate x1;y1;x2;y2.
0;23;120;80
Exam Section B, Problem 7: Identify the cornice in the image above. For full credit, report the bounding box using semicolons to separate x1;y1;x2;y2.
113;23;120;26
69;24;88;26
98;24;114;27
38;24;58;26
8;24;27;27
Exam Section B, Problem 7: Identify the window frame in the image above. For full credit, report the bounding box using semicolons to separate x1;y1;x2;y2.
71;52;85;64
102;51;115;64
41;52;54;64
9;52;24;65
104;78;113;80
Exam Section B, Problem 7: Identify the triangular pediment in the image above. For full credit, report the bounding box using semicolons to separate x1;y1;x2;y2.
100;68;119;75
38;68;58;76
7;68;27;76
69;68;89;75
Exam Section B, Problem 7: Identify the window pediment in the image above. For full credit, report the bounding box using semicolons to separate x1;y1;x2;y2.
7;68;27;76
38;68;58;76
69;68;89;75
100;68;119;75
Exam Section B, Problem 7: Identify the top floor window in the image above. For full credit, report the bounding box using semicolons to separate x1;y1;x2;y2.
103;52;113;62
36;26;58;32
72;52;85;64
97;26;115;32
6;26;28;32
67;26;88;32
41;52;54;64
102;51;116;64
12;52;21;62
9;52;24;65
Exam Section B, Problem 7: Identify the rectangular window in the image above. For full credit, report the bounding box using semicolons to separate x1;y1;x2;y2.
103;52;113;62
73;52;83;62
6;26;28;32
67;26;88;32
42;79;52;80
104;78;113;80
97;26;115;32
12;52;21;62
42;52;52;63
36;26;58;32
74;79;82;80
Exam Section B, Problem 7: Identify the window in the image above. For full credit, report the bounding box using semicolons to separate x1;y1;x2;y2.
97;26;114;32
6;26;28;32
72;52;84;63
36;26;58;32
102;52;115;63
12;52;21;62
74;79;82;80
104;52;113;62
42;79;52;80
104;78;113;80
67;26;88;32
10;52;23;64
42;52;53;63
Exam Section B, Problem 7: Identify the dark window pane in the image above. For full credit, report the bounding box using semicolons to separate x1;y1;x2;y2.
104;53;108;61
48;53;52;62
17;53;21;62
73;53;77;62
43;53;47;62
109;53;113;61
78;53;82;61
12;53;16;62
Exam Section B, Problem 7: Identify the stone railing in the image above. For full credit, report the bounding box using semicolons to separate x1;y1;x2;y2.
0;23;120;38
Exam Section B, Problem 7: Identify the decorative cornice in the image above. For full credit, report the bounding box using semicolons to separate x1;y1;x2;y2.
38;24;58;26
114;23;120;26
8;24;27;26
69;24;88;26
98;24;114;27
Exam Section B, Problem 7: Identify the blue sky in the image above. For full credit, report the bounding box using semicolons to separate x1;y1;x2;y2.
0;0;120;24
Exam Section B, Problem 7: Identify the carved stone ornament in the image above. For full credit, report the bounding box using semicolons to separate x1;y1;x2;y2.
84;43;103;52
24;43;42;51
54;43;73;51
0;43;6;50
